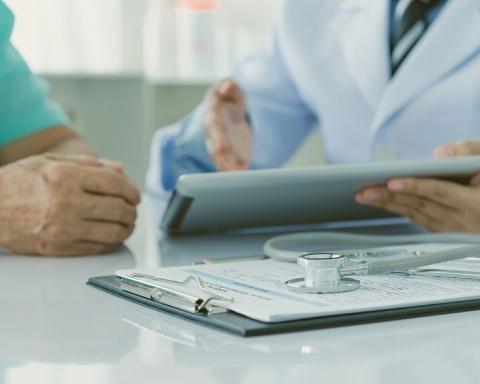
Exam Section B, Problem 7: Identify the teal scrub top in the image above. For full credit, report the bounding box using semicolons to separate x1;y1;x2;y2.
0;1;68;146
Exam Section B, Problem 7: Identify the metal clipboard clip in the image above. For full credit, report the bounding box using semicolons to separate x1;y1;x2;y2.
120;273;233;315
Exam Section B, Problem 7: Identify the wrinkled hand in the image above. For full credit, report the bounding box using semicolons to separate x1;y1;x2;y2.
0;153;141;256
204;79;252;171
355;140;480;233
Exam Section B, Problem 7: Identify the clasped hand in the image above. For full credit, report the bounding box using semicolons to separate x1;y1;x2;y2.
0;153;140;256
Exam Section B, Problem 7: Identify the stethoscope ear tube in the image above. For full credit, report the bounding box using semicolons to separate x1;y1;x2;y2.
367;245;480;274
264;231;480;264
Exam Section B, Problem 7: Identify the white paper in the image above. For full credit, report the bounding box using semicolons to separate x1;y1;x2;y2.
117;243;480;323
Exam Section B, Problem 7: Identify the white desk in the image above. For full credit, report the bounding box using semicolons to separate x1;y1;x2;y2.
1;197;480;384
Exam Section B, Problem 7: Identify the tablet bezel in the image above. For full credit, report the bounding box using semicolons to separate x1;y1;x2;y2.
161;157;480;234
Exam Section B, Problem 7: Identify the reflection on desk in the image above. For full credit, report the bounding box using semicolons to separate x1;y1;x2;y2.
0;247;137;382
121;296;480;364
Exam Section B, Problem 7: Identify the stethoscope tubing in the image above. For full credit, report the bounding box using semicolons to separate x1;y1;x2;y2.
264;232;480;274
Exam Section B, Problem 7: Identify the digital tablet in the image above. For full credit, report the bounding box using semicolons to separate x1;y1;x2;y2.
161;157;480;234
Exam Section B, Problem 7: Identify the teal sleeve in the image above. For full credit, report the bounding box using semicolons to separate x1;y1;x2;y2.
0;2;68;146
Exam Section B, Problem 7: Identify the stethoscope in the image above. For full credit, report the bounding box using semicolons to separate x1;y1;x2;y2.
263;232;480;294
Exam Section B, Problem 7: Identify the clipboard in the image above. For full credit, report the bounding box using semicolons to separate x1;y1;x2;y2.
87;275;480;337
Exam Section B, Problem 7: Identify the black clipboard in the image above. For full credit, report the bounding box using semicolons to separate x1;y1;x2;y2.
87;275;480;337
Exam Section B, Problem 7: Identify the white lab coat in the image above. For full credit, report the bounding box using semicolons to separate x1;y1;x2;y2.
147;0;480;194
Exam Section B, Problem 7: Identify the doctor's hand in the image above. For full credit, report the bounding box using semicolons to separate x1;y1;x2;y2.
355;140;480;233
0;153;141;256
204;79;253;171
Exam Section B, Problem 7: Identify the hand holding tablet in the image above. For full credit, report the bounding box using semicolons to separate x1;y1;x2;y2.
357;140;480;233
162;143;480;234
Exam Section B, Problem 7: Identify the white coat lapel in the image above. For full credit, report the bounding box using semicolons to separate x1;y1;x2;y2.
371;0;480;134
339;0;391;110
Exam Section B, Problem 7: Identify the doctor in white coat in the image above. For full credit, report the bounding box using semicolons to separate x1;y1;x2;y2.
147;0;480;232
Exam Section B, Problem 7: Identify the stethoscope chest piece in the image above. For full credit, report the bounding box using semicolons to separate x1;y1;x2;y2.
284;253;361;294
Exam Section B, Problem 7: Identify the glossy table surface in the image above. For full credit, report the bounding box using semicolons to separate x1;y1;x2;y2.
1;196;480;384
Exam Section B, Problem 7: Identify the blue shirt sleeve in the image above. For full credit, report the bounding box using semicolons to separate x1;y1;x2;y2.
0;2;68;146
146;104;214;197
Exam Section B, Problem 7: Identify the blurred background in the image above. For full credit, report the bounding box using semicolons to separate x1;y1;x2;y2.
5;0;323;187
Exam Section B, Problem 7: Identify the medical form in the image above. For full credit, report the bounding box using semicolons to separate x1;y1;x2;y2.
117;244;480;323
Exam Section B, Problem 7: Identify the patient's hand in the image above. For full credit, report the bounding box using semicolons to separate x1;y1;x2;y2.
204;79;252;171
355;140;480;233
0;153;140;256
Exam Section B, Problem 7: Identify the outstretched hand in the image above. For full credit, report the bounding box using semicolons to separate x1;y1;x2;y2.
204;79;252;171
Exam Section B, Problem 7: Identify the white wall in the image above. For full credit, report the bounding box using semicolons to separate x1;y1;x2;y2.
45;76;150;186
6;0;279;79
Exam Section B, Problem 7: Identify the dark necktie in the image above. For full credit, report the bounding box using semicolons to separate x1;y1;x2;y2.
391;0;440;74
